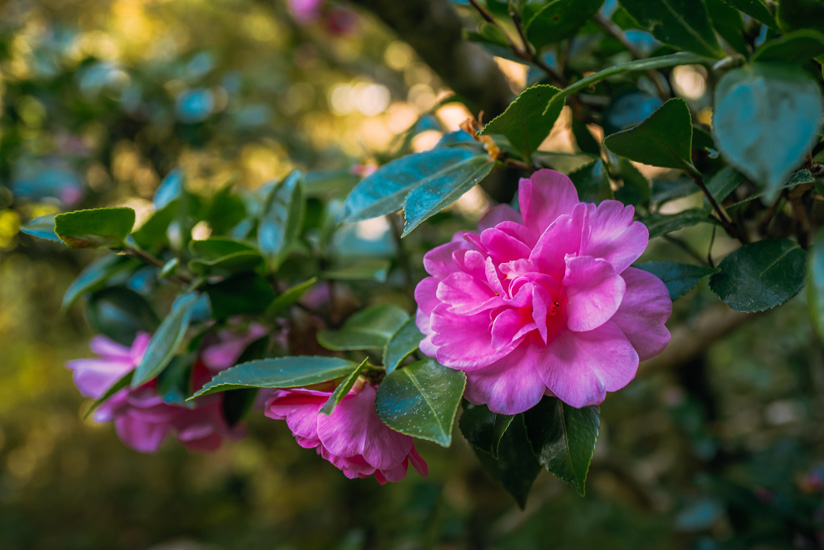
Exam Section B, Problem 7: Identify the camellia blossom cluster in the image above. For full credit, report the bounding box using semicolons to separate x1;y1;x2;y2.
264;383;428;484
415;169;672;414
66;326;264;453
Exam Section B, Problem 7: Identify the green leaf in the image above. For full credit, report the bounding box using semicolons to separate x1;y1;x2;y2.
643;209;714;239
707;0;749;55
258;171;304;271
568;160;614;203
571;117;601;156
322;258;391;282
480;85;563;161
524;0;605;50
636;261;720;300
808;228;824;342
319;359;368;416
54;207;135;249
614;158;651;208
342;149;485;223
459;403;514;459
375;359;466;447
20;214;60;242
618;0;725;58
188;237;264;276
710;239;808;312
85;287;160;346
83;371;133;420
154;168;184;209
205;273;277;320
752;30;824;64
221;335;272;425
722;0;778;28
266;277;317;317
777;0;824;32
524;397;600;496
705;165;744;204
383;318;424;374
203;183;246;235
604;98;694;171
131;200;177;252
317;304;409;351
472;415;541;508
712;63;823;200
62;254;139;311
156;355;194;406
131;292;200;387
402;155;494;236
190;356;360;398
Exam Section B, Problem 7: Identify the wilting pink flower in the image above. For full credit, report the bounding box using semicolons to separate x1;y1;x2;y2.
67;333;245;453
265;383;428;483
415;169;671;414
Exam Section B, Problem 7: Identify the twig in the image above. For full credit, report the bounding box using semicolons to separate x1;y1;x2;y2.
707;223;717;268
124;244;190;284
683;162;746;244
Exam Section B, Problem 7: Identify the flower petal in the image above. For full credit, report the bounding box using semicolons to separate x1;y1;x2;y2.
480;227;532;263
464;342;548;415
430;304;517;369
611;267;672;361
264;389;326;448
414;276;441;320
583;201;649;273
479;204;522;231
436;271;500;315
563;256;626;332
66;358;134;399
423;235;469;278
114;415;170;453
519;169;579;236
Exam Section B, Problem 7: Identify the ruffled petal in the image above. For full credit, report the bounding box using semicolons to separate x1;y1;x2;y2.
430;305;518;369
563;256;626;332
529;203;589;282
519;170;579;237
264;389;326;447
583;201;649;273
480;227;532;263
464;342;548;414
436;272;500;315
611;267;672;361
414;277;441;319
478;204;522;231
422;235;469;278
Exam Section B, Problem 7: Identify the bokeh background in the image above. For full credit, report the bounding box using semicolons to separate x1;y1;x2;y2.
1;1;823;549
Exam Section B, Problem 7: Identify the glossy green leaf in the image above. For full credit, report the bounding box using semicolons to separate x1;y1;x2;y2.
636;261;720;300
723;0;778;28
568;159;613;203
375;359;466;447
319;359;368;416
383;318;424;374
524;0;604;49
205;273;277;320
713;63;823;200
459;403;514;459
322;258;391;282
524;397;600;496
131;200;177;252
190;356;360;398
258;171;304;270
20;214;60;242
752;30;824;64
54;207;135;249
221;336;272;425
318;304;409;351
643;209;714;239
480;85;563;161
618;0;725;58
472;415;541;508
83;371;133;420
86;287;160;346
571;117;601;156
342;149;485;223
706;165;744;204
131;292;200;387
604;98;694;170
710;239;807;312
808;228;824;342
188;237;264;276
266;277;317;317
62;254;139;311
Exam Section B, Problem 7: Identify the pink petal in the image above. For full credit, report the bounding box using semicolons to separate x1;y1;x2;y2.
408;446;429;477
436;272;500;315
430;305;518;369
529;203;589;282
114;415;170;453
563;256;626;332
480;227;532;263
583;201;649;273
453;249;488;281
414;277;441;320
490;308;534;349
66;358;133;399
89;336;132;360
611;267;672;361
519;170;579;237
540;321;639;408
423;234;469;278
130;333;152;361
265;389;327;447
478;204;522;231
201;323;268;371
464;342;548;414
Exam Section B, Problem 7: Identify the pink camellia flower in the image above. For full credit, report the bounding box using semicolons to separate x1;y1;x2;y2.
67;333;246;453
265;383;428;484
415;169;672;414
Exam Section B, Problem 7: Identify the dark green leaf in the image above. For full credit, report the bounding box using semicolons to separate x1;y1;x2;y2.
154;169;184;209
480;85;563;160
258;171;304;271
383;318;424;374
568;160;613;203
473;415;541;508
83;371;133;420
205;273;277;320
402;155;494;236
752;30;824;64
266;277;317;317
131;200;177;252
524;0;604;49
604;98;694;171
155;355;194;406
777;0;824;32
190;356;360;398
318;304;409;351
723;0;778;28
62;254;139;311
20;214;60;242
707;0;749;55
54;207;135;249
571;117;601;156
651;178;699;205
706;165;744;204
618;0;725;58
614;158;651;207
524;397;600;496
322;258;391;282
713;63;823;200
342;149;485;223
203;183;246;235
643;209;714;239
636;261;720;300
86;287;160;346
319;359;368;416
131;292;200;387
709;239;807;312
188;237;264;276
459;403;514;459
375;359;466;447
603;91;663;136
808;228;824;342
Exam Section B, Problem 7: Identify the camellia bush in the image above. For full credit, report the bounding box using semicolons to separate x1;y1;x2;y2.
17;0;824;511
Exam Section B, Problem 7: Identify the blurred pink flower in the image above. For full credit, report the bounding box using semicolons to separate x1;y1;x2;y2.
200;322;268;371
67;333;246;453
415;169;671;414
265;383;428;483
288;0;356;35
